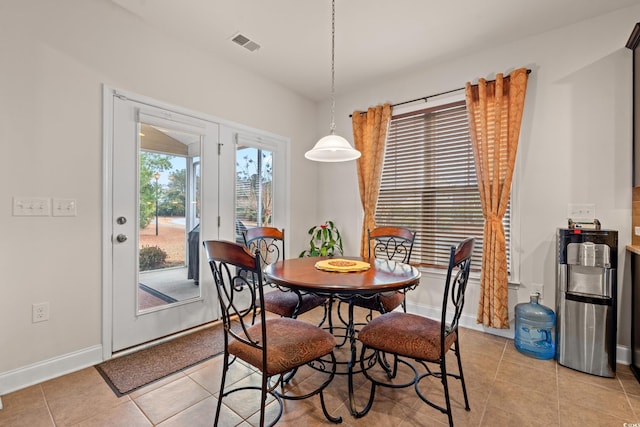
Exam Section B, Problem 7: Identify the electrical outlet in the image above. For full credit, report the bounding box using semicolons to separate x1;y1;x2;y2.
32;302;50;323
531;283;544;300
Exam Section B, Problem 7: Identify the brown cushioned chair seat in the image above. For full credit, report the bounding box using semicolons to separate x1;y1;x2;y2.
262;291;327;317
349;292;404;313
358;311;457;361
229;317;336;376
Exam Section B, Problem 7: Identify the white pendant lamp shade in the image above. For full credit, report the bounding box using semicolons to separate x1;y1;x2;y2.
306;0;361;163
305;134;361;162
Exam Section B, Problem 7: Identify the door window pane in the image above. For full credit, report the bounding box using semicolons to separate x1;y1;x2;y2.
137;123;202;311
235;145;274;242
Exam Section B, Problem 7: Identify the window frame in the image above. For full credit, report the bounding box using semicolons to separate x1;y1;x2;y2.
232;129;289;238
379;93;521;284
217;125;290;247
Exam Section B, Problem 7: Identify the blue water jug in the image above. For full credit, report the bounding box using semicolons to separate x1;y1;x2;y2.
514;292;556;360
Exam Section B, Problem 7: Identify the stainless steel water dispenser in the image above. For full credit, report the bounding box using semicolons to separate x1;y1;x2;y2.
556;223;617;377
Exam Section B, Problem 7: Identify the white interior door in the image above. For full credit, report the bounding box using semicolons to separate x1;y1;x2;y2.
108;92;220;352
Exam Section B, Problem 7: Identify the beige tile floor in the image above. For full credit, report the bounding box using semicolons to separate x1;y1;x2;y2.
2;305;640;426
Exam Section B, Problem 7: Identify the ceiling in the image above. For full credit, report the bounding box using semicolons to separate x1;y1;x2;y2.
110;0;640;102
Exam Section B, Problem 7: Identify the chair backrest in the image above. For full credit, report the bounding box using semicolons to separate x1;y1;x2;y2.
243;227;285;265
440;237;475;342
368;226;416;263
203;240;267;351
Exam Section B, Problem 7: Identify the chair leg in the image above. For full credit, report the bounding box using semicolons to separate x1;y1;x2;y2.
318;351;343;424
320;298;348;347
282;367;298;384
439;359;454;427
454;339;470;410
260;371;269;427
217;349;286;426
270;351;342;424
214;350;230;426
379;352;399;379
319;391;343;423
353;344;377;418
439;341;471;427
314;299;329;327
347;301;358;415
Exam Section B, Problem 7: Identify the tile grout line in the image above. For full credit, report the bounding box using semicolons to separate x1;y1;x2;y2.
476;339;508;427
620;374;640;423
38;383;57;426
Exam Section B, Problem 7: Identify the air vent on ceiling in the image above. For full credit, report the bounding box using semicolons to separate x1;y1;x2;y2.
231;33;261;52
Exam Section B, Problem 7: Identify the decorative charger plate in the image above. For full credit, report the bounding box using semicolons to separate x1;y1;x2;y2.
315;259;371;272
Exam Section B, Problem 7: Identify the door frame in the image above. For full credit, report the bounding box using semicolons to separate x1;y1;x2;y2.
101;85;291;359
103;86;220;357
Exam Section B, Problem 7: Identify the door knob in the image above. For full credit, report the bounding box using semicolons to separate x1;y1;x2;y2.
116;234;128;243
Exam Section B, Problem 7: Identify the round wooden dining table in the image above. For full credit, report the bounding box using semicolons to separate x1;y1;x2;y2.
263;256;420;295
263;256;421;416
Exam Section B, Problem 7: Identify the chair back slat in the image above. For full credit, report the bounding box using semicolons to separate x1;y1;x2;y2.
243;227;285;265
368;226;416;264
203;240;266;351
441;237;475;340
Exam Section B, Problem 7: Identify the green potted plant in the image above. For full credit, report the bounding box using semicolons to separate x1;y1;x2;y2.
299;220;344;257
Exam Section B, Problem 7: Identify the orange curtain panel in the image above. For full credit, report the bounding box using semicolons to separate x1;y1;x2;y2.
465;68;529;329
352;103;392;258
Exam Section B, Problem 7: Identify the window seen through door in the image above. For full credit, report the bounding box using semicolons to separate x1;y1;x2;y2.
235;141;274;243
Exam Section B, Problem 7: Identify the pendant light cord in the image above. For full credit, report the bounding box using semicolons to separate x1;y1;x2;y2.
330;0;336;135
305;0;361;161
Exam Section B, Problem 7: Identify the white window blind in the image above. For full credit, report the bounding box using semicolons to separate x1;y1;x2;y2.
376;100;511;270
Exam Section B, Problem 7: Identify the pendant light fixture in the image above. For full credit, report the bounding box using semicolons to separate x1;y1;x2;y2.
305;0;361;162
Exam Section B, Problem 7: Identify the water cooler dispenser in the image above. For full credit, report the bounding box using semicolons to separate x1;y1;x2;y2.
556;223;617;377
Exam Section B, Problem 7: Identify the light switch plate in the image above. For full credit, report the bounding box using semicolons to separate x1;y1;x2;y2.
13;197;50;216
52;198;77;216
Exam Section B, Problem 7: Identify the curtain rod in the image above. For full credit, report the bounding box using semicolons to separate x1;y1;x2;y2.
349;68;531;117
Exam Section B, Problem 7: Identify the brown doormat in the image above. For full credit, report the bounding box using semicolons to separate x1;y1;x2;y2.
96;323;225;396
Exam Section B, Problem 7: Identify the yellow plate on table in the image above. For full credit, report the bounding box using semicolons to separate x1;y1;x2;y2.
314;259;371;272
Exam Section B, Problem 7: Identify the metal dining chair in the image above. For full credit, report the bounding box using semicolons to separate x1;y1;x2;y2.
335;226;416;327
203;240;342;427
331;226;416;355
361;226;416;312
355;237;475;426
243;227;327;319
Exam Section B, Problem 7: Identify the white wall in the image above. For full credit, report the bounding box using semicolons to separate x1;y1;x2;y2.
0;0;321;391
1;0;638;395
314;7;637;349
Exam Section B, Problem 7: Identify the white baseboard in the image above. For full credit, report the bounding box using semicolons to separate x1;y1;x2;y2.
0;309;633;405
406;302;631;366
617;344;631;366
0;345;103;396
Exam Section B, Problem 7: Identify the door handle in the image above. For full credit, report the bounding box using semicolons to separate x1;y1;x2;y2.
116;234;128;243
